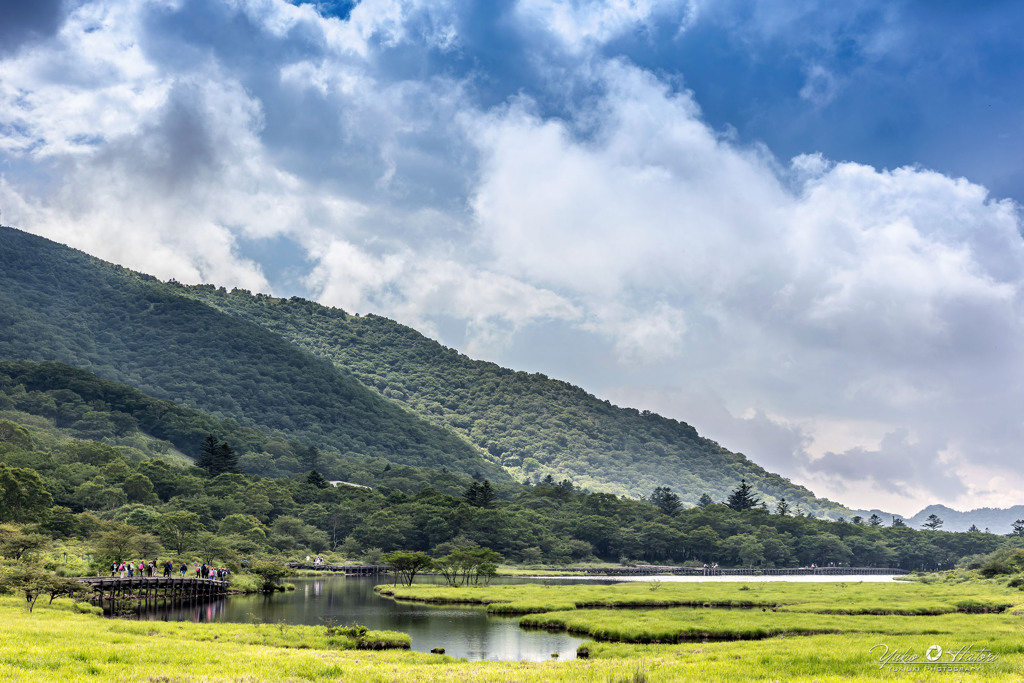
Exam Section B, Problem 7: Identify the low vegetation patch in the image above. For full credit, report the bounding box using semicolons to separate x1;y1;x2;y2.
378;578;1022;617
519;607;1024;644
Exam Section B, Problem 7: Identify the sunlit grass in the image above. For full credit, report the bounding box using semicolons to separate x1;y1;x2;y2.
521;607;1023;643
3;580;1024;682
378;579;1022;615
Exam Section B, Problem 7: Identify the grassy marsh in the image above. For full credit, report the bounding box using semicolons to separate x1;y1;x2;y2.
3;579;1023;681
377;579;1020;616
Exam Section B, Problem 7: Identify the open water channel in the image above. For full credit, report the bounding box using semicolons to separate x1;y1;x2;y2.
134;573;898;661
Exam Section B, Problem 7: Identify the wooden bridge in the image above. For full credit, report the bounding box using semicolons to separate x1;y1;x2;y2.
570;565;910;576
286;563;391;575
285;563;906;577
78;576;229;604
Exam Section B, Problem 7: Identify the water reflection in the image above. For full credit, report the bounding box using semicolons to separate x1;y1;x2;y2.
134;575;586;661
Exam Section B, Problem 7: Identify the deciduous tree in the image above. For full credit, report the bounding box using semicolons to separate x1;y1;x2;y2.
382;550;434;586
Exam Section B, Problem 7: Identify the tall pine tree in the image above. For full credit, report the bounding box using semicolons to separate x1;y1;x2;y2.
726;479;761;511
197;435;239;476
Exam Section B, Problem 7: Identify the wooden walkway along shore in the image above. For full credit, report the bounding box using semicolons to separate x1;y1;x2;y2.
576;565;910;576
286;563;392;575
286;563;906;577
78;576;229;605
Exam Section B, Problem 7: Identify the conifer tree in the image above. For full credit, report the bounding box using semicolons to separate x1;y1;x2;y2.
726;479;761;511
464;481;480;506
197;435;219;473
306;469;329;489
477;479;496;508
196;435;239;476
651;486;682;515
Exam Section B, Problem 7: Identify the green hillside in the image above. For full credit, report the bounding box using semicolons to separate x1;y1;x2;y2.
0;359;493;496
0;224;847;516
179;286;848;517
0;226;506;483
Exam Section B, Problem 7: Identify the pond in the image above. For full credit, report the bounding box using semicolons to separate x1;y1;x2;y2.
132;573;899;661
136;575;588;661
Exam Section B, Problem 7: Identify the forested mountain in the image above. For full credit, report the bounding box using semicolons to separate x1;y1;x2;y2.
179;285;847;517
0;367;1007;569
0;360;483;495
0;226;505;484
0;224;843;515
4;395;1005;569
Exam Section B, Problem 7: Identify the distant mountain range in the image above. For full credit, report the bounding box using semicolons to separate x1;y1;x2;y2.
851;504;1024;535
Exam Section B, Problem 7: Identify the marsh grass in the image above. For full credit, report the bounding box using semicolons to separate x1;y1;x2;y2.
519;607;1024;643
378;579;1021;616
3;581;1023;682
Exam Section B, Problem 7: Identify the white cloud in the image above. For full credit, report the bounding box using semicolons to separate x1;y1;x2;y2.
0;0;169;158
516;0;699;52
466;57;1024;509
0;0;371;291
799;64;839;106
305;235;583;356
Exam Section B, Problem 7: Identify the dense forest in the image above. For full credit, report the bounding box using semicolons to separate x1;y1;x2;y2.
0;361;1015;572
0;227;505;484
178;286;845;516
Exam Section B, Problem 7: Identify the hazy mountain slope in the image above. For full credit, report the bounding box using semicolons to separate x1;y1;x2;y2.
181;285;849;517
852;504;1024;535
0;226;506;482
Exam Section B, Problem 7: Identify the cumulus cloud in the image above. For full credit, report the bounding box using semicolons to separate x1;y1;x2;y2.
807;428;963;499
516;0;699;52
467;57;1024;510
305;234;583;356
0;0;372;290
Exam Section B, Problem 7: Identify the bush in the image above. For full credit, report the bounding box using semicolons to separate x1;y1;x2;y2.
977;548;1024;578
248;560;295;592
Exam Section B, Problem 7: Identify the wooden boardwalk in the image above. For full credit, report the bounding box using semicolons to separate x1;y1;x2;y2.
571;565;909;576
286;563;392;575
78;576;229;603
285;563;906;577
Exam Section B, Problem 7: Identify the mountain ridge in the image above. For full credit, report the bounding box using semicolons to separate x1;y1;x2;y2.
0;225;506;483
176;283;849;515
852;504;1024;535
2;224;844;515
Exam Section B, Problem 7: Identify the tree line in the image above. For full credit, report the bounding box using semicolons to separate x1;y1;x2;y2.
2;413;1016;573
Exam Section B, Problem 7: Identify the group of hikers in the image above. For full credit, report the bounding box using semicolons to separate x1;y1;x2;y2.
109;560;231;581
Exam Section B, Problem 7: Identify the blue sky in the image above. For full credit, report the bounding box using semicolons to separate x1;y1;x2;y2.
2;0;1023;514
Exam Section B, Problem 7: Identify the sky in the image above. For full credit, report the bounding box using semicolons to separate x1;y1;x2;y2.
1;0;1023;516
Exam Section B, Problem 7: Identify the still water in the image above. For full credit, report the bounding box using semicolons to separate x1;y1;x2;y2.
135;573;897;661
139;575;588;661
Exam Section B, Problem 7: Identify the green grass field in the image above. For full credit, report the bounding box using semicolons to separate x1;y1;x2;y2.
2;579;1023;681
377;579;1021;615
